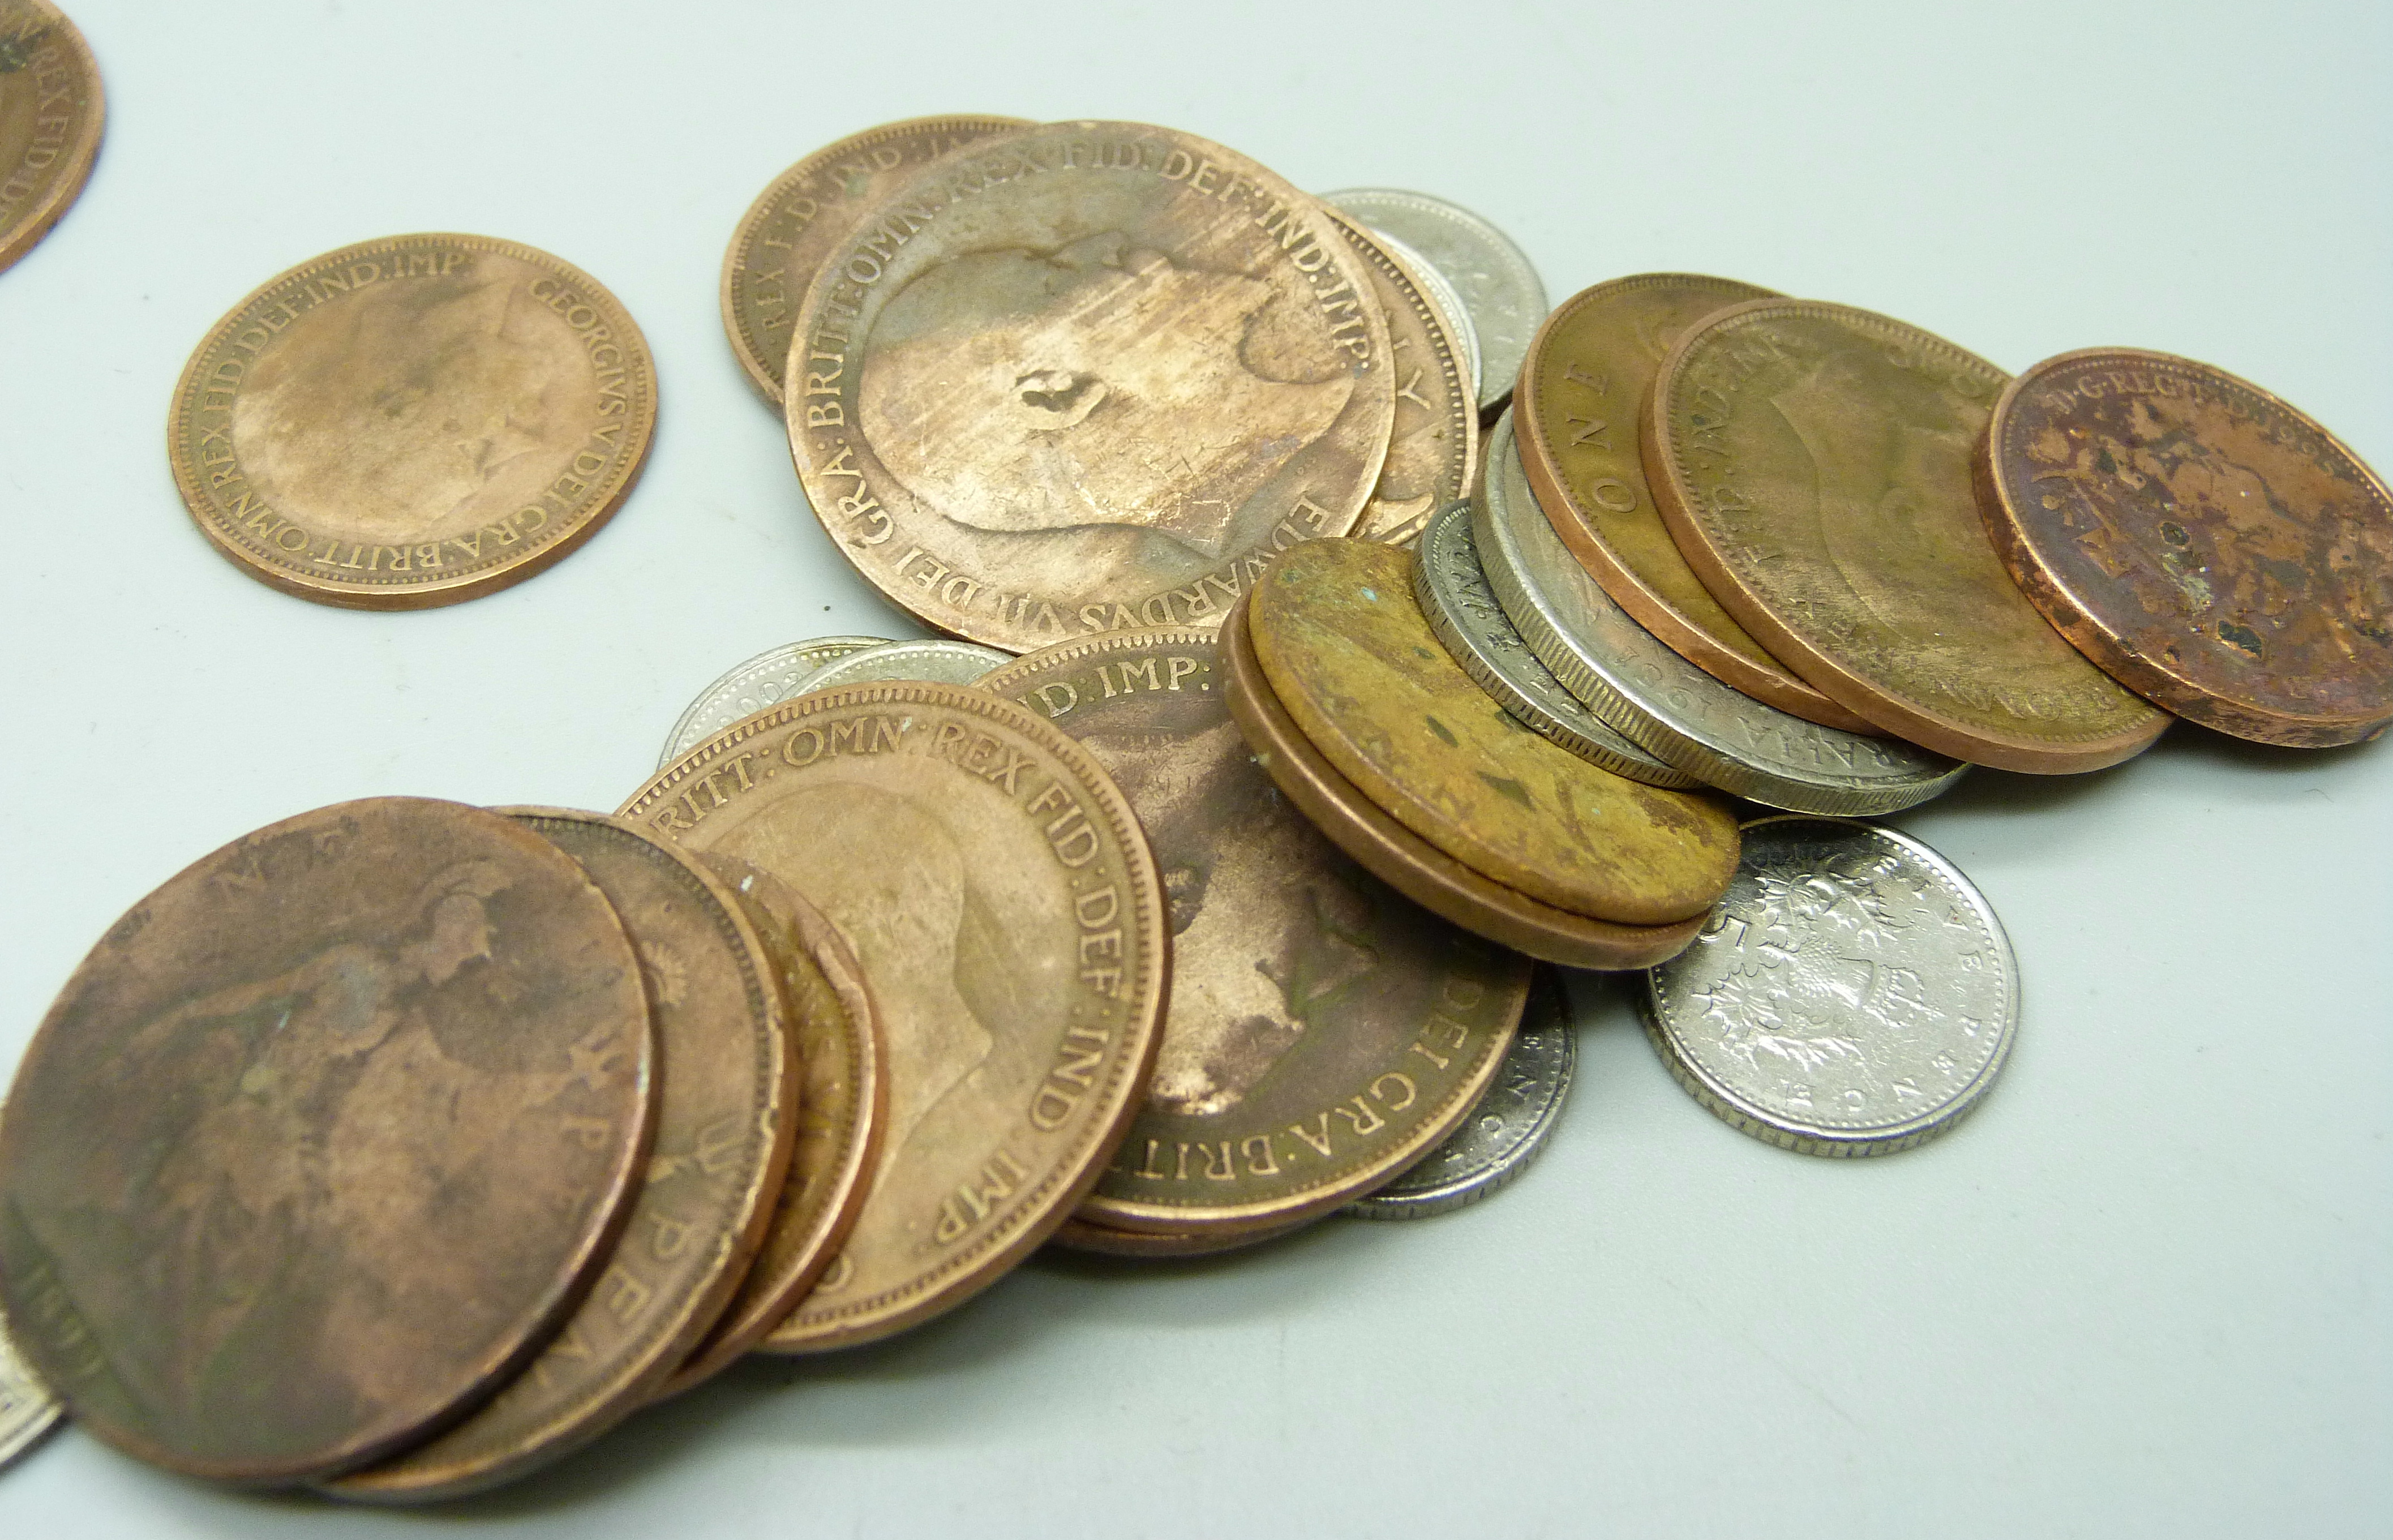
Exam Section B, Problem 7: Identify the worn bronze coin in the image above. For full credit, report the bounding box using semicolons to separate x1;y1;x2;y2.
0;797;654;1485
1644;299;2167;771
619;683;1167;1349
1976;348;2393;747
1048;1213;1312;1258
335;810;794;1502
721;115;1032;402
0;1;100;275
168;234;658;609
981;628;1532;1236
785;120;1393;651
1326;209;1479;545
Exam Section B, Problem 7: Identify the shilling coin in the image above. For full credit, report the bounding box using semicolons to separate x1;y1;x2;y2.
786;121;1393;651
0;1;101;274
1048;1213;1311;1258
334;810;795;1502
168;234;658;610
1322;187;1545;417
980;628;1532;1238
797;637;1011;693
0;1279;62;1475
1641;816;2018;1157
1977;348;2393;747
619;683;1168;1350
1346;966;1574;1219
0;799;654;1485
1642;298;2168;771
658;636;890;768
1324;209;1479;546
1476;413;1970;814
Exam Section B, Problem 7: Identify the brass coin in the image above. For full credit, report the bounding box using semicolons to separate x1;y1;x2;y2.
168;234;658;610
1249;538;1739;925
1976;348;2393;747
1326;209;1479;546
719;115;1032;402
0;2;100;274
618;683;1167;1349
334;809;794;1502
784;120;1395;650
981;628;1532;1236
1047;1212;1312;1259
1514;276;1875;735
1221;585;1707;970
1643;299;2167;771
0;798;654;1485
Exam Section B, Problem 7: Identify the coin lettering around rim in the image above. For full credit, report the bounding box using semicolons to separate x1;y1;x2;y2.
1976;348;2393;747
796;638;1012;693
0;798;655;1484
1321;187;1545;417
0;1;102;274
658;636;890;768
168;234;658;609
1324;209;1479;546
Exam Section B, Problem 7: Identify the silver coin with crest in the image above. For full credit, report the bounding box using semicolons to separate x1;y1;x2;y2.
658;635;888;767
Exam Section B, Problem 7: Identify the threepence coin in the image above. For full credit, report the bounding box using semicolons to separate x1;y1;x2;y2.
169;234;658;609
1642;816;2018;1157
797;638;1011;693
0;1;101;274
1326;209;1479;546
1322;187;1545;418
658;636;889;767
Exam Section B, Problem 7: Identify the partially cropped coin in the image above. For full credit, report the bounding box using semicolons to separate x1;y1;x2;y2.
798;638;1010;693
1323;187;1545;416
0;1;104;275
0;1277;63;1475
658;636;889;767
1642;817;2018;1157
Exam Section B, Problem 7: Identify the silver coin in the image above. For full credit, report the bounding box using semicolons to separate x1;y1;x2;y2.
1641;816;2018;1157
1473;414;1967;815
658;635;889;767
0;1293;62;1477
1347;967;1575;1219
1322;187;1545;414
800;637;1012;692
1373;226;1482;404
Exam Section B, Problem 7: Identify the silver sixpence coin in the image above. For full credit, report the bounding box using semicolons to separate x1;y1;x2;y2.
1473;414;1967;814
1348;967;1574;1218
1641;817;2018;1157
1322;187;1546;415
1414;500;1696;788
801;638;1012;692
0;1297;63;1477
1374;227;1482;403
658;635;889;766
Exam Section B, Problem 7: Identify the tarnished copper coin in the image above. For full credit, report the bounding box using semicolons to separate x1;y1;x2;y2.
1048;1213;1311;1258
168;234;658;609
1326;209;1479;545
0;798;654;1485
720;115;1031;402
619;683;1167;1349
785;121;1393;651
0;2;101;274
1643;299;2167;771
334;810;794;1502
1976;349;2393;747
981;628;1532;1236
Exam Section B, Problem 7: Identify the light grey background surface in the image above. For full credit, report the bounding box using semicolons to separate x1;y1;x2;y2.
2;1;2386;1534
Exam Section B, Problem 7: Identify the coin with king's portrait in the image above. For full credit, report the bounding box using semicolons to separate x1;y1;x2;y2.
0;1;103;275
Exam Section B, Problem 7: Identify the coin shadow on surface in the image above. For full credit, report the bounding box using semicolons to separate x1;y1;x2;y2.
2143;718;2387;789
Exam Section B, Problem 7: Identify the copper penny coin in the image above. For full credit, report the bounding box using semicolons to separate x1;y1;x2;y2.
1326;209;1479;546
618;683;1167;1350
168;234;658;610
1047;1212;1313;1258
0;2;101;274
333;810;794;1502
1643;298;2167;771
981;628;1532;1237
0;797;654;1485
784;120;1393;651
721;115;1032;402
1976;348;2393;747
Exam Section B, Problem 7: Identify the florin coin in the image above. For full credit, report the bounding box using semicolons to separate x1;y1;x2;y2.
1324;209;1479;545
619;684;1167;1349
787;121;1393;651
334;809;794;1502
1414;500;1697;787
1047;1213;1311;1258
658;636;890;768
1345;965;1573;1219
0;1;100;274
1249;538;1739;926
0;799;654;1485
1976;348;2393;747
1322;187;1545;417
980;628;1532;1237
1377;227;1482;405
1640;816;2018;1157
168;235;658;610
1642;298;2168;771
1476;414;1968;814
798;638;1011;692
720;115;1031;402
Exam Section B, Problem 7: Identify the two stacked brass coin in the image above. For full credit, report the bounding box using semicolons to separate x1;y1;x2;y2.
0;1;101;274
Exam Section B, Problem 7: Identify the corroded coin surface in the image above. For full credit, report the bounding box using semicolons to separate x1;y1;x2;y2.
659;636;889;767
0;1;100;274
1641;816;2018;1157
0;798;653;1484
721;115;1031;401
981;628;1530;1236
336;810;793;1502
787;121;1393;651
1326;209;1478;545
1978;348;2393;747
799;638;1011;692
619;684;1167;1349
1644;299;2167;771
1322;187;1544;416
169;234;658;609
